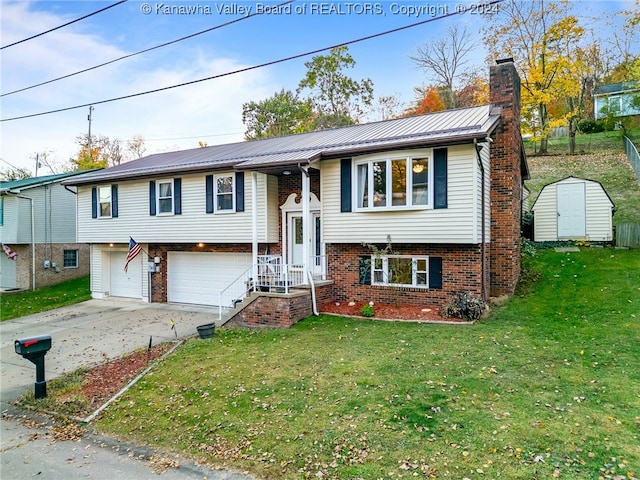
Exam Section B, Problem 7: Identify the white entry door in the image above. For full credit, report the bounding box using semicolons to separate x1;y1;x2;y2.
557;182;586;238
288;213;322;275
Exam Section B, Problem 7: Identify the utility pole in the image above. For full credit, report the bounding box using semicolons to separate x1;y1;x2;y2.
87;106;94;160
35;153;39;177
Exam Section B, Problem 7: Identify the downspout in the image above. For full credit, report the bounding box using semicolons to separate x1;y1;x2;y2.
300;165;318;315
251;172;258;290
474;139;487;300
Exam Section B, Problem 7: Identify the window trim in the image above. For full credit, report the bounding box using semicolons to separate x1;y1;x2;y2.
214;173;235;213
63;249;79;269
156;179;174;216
353;149;433;212
97;185;112;218
369;254;430;288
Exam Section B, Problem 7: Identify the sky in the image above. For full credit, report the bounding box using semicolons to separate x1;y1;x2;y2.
0;0;635;175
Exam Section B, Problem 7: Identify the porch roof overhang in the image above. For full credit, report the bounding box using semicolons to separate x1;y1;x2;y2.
62;104;502;186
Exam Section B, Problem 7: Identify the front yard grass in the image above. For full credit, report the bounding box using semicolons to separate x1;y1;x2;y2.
93;247;640;479
0;275;91;322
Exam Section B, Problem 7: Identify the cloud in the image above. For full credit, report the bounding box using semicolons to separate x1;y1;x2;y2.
0;2;276;173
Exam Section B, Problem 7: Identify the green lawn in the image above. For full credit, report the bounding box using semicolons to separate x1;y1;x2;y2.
524;128;640;157
0;275;91;322
93;247;640;479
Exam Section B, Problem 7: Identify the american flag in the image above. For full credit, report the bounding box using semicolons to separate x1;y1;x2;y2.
124;237;142;272
2;243;17;261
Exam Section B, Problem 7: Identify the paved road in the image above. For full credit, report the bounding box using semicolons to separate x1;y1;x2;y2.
0;299;254;479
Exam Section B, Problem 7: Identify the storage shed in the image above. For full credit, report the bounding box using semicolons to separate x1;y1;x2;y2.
531;176;615;242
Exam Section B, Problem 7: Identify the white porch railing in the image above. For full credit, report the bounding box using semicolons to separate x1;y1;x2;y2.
217;255;327;320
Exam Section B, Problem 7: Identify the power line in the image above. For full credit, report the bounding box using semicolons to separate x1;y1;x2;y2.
1;0;506;123
1;1;128;50
1;0;296;97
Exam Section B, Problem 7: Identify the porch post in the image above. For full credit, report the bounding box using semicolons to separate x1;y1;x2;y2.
301;166;310;283
251;172;258;284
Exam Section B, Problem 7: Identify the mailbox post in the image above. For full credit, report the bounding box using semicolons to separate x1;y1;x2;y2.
15;335;52;399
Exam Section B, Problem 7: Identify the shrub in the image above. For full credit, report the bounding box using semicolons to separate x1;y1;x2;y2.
441;291;486;322
578;119;606;134
360;302;375;317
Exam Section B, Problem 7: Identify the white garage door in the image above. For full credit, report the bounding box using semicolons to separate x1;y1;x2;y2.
0;253;17;289
110;250;142;298
167;252;252;306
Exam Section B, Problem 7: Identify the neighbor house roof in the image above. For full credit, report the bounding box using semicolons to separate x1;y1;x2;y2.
63;105;505;186
0;170;101;193
593;80;640;96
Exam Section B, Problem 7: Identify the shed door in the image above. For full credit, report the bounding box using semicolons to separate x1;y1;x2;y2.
557;182;586;238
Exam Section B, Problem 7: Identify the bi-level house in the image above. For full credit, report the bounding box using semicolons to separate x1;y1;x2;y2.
0;172;92;291
63;59;528;327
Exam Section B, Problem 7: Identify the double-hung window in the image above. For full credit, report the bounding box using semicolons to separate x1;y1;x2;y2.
372;255;430;287
355;150;430;210
215;174;234;212
98;186;112;217
157;180;174;214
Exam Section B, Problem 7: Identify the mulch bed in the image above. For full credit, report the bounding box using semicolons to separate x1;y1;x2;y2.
320;301;461;322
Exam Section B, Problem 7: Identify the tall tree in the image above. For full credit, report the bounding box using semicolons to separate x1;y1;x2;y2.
410;26;474;109
484;0;584;154
407;85;446;115
242;89;314;140
297;46;374;129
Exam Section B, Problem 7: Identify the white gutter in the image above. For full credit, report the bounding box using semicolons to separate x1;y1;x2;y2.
251;172;258;285
301;166;310;283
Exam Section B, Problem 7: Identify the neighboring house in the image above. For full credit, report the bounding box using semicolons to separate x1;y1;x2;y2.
531;176;615;242
63;59;528;327
0;172;93;290
593;80;640;119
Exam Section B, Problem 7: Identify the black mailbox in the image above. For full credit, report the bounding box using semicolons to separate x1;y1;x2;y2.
14;335;52;399
15;335;52;356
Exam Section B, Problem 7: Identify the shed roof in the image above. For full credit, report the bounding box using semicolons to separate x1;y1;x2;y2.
63;105;505;186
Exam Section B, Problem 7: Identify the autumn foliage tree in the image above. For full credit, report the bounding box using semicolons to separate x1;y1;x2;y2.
484;0;585;154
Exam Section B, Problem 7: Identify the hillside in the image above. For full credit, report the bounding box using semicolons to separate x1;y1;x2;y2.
525;151;640;225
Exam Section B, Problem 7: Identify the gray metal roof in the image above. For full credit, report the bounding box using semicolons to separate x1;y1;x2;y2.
63;105;502;185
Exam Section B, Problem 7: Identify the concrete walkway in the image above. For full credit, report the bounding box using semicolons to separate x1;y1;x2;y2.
0;299;253;479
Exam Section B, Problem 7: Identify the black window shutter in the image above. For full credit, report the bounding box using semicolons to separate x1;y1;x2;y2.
358;255;371;285
111;185;118;218
340;158;352;212
434;148;448;209
174;178;182;215
149;181;156;216
236;172;244;212
205;175;214;213
429;257;443;289
91;187;97;218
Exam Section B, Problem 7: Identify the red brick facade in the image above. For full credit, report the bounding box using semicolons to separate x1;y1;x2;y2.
326;243;484;307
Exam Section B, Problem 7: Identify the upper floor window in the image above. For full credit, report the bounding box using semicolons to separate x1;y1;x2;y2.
92;185;118;219
157;180;174;214
149;178;181;216
98;186;112;217
216;174;234;212
355;151;430;210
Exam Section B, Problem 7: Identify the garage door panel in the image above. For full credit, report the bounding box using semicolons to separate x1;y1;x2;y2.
110;251;142;298
168;252;251;306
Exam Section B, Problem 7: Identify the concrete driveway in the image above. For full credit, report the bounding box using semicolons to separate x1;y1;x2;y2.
1;298;220;405
0;299;253;479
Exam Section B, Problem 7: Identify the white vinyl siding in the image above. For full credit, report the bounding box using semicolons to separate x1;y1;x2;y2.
77;172;278;244
531;178;614;242
0;182;77;244
321;145;487;244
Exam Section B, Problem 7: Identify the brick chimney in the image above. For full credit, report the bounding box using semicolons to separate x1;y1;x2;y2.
489;58;525;297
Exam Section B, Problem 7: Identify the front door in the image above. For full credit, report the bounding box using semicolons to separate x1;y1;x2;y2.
557;182;586;238
288;213;322;275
